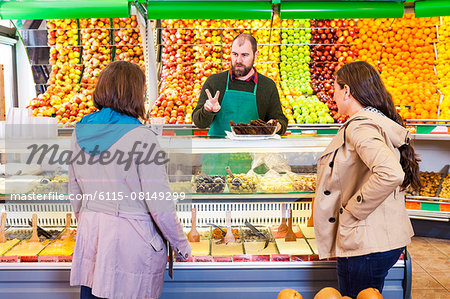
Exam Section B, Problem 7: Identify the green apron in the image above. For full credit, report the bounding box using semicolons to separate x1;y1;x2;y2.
208;71;259;137
202;71;259;176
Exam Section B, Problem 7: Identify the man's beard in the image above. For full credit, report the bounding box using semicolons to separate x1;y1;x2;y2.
231;60;254;77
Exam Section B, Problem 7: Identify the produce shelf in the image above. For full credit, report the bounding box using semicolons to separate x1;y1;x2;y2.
406;198;450;213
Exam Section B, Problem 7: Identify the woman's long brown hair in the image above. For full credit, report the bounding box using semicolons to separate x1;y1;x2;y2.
93;61;146;120
336;61;421;191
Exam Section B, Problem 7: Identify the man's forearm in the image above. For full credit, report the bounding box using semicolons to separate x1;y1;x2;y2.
193;106;216;128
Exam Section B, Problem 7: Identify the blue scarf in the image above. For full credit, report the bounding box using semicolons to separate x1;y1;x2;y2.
75;108;142;155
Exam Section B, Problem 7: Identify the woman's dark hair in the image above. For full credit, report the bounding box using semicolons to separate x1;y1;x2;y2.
93;61;146;120
336;61;421;191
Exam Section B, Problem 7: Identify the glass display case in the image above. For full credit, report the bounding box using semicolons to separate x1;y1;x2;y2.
0;133;414;299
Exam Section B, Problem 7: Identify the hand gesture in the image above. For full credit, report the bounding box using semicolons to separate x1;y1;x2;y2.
204;89;221;113
267;119;281;133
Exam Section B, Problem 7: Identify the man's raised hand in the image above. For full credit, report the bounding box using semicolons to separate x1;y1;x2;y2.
204;89;221;113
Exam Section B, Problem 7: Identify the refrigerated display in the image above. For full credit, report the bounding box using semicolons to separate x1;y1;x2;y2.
2;2;450;299
0;135;430;298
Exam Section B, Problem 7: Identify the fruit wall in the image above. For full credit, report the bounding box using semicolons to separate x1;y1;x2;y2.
152;15;447;125
24;17;144;125
21;15;448;126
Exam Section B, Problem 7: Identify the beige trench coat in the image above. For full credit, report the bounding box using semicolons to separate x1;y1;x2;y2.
313;110;414;259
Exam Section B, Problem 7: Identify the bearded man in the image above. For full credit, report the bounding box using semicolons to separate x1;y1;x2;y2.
193;33;287;137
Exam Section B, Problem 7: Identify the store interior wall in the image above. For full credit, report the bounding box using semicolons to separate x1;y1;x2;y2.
15;36;35;109
0;20;14;116
413;140;450;172
0;44;13;115
0;20;34;115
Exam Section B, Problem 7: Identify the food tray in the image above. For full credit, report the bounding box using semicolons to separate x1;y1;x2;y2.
39;236;76;256
407;165;449;198
211;226;243;256
287;172;317;192
438;173;450;199
184;227;211;256
231;125;277;137
275;238;313;255
241;226;273;242
240;226;278;255
5;227;63;241
270;225;304;239
4;239;52;257
193;175;226;194
29;181;68;194
436;165;449;198
257;175;295;193
226;173;258;193
169;181;193;193
211;226;240;240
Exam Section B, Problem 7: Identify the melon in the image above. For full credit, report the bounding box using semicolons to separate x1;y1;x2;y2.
356;288;383;299
314;287;342;299
277;288;303;299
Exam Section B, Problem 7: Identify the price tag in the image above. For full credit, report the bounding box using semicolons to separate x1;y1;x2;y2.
38;256;57;263
0;256;18;263
251;255;270;262
176;256;193;263
271;254;290;262
327;257;337;261
20;256;38;263
309;255;320;261
58;256;73;263
290;255;309;262
194;256;213;263
213;256;233;263
233;255;251;262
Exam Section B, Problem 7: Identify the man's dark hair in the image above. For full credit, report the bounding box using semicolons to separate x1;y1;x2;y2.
232;33;257;54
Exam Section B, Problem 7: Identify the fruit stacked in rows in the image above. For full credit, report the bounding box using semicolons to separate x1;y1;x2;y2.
46;19;80;93
289;95;334;124
193;19;222;86
47;19;78;46
222;19;251;69
385;17;439;121
436;16;450;120
335;19;358;68
46;18;80;99
280;19;312;97
153;19;197;124
29;17;145;125
310;19;347;123
45;62;82;107
278;88;294;123
28;19;82;120
79;18;112;90
253;17;281;81
354;18;390;67
356;16;440;120
113;16;145;68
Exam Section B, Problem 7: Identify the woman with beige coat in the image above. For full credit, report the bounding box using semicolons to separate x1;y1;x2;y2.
313;61;421;298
